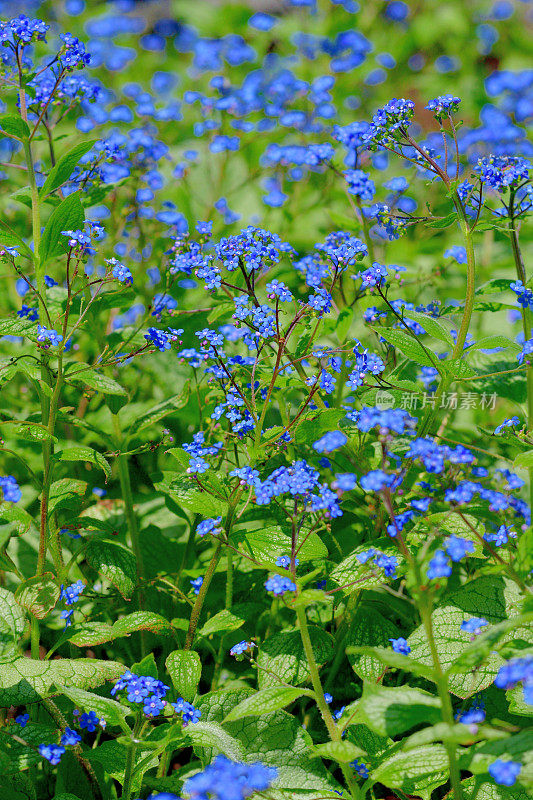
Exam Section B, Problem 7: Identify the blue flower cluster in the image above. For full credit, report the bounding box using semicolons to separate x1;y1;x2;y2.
182;755;277;800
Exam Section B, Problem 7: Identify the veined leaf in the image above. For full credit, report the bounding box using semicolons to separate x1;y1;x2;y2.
165;650;201;702
0;657;125;707
224;686;314;722
39;140;97;198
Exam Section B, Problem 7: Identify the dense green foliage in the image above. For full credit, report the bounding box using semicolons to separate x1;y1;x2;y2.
0;2;532;800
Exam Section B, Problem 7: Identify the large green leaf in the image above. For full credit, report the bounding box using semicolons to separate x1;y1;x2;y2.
233;525;327;564
346;608;399;681
0;587;26;651
199;603;262;638
85;539;137;599
224;686;314;722
39;191;84;265
372;744;449;800
357;683;442;738
54;446;111;478
15;573;60;619
166;477;228;517
40;140;97;198
70;612;173;647
165;650;201;702
462;776;530;800
376;327;440;368
408;576;526;698
257;627;334;690
195;688;341;793
66;365;128;396
0;657;125;707
131;385;190;434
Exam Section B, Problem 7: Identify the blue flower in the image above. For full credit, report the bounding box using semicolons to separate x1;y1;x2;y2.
265;574;297;596
183;755;276;799
427;550;452;580
61;727;82;746
39;744;65;765
461;617;489;635
389;637;411;655
313;431;348;453
488;760;521;786
351;758;369;779
172;698;201;725
0;475;21;503
79;711;100;732
229;640;255;657
190;576;204;595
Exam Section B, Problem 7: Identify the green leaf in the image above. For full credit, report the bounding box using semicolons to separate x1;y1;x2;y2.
58;685;131;732
48;478;87;514
347;646;437;681
376;327;439;368
0;220;33;259
357;683;441;738
372;744;449;800
257;627;334;690
70;612;173;647
427;212;458;228
507;684;533;717
0;587;26;650
294;409;345;445
132;384;190;433
462;776;530;800
408;576;525;698
402;309;455;346
514;451;533;469
233;525;327;564
195;688;340;792
475;279;514;297
54;446;111;478
224;686;314;722
165;650;201;702
199;603;261;637
312;741;366;763
0;317;39;339
166;476;228;517
331;539;405;592
0;115;30;140
467;336;519;353
85;539;137;599
67;365;128;396
346;608;399;682
15;573;60;619
39;191;84;266
447;614;533;674
183;720;244;761
0;657;125;707
0;420;58;444
335;307;353;343
40;140;97;198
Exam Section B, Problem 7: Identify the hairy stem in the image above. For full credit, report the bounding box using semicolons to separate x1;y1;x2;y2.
296;604;361;800
416;590;463;800
113;415;146;622
508;194;533;513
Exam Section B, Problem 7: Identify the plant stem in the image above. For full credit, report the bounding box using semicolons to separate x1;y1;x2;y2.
112;413;146;653
122;715;143;800
417;593;463;800
420;192;476;436
508;195;533;513
42;698;103;800
185;539;223;650
295;604;361;800
185;492;241;650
